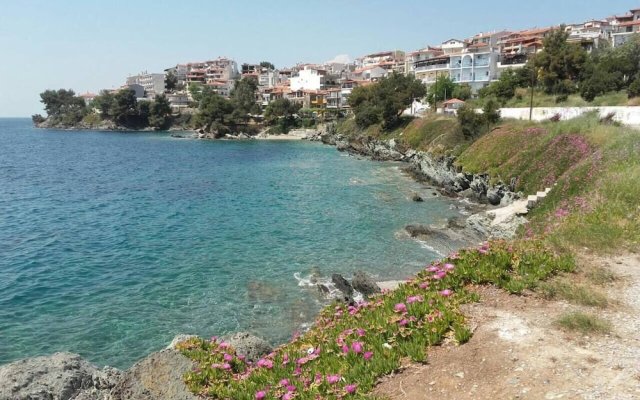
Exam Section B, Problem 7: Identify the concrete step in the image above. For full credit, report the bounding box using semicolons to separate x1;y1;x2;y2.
527;195;538;209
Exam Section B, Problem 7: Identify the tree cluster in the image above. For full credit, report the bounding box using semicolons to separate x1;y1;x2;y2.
457;99;501;139
264;98;302;134
39;89;87;125
91;90;172;129
478;29;640;104
349;73;426;130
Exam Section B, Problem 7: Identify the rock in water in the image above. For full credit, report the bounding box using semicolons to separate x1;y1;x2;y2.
405;224;434;238
0;352;121;400
110;349;197;400
351;271;381;297
411;193;424;202
222;332;272;363
331;273;354;298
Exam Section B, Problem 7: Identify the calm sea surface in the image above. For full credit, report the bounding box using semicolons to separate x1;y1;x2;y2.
0;118;459;368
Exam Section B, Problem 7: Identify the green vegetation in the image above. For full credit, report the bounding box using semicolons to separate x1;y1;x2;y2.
264;98;302;134
260;61;275;70
38;89;87;126
538;279;609;308
555;312;612;335
165;71;178;91
349;73;426;130
473;30;640;106
426;75;456;105
178;240;573;399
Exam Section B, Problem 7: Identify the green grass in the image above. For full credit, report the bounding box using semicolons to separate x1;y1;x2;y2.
555;312;612;335
468;90;631;108
537;280;609;308
178;240;573;399
336;115;466;156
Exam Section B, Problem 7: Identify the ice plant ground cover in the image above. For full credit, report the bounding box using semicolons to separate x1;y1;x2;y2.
177;240;574;399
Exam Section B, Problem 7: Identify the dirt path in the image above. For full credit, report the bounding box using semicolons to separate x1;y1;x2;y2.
374;254;640;400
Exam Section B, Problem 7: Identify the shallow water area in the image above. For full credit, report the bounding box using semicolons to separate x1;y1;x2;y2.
0;119;461;368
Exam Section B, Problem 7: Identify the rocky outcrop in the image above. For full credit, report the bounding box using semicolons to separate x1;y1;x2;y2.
110;349;197;400
222;332;273;363
351;271;381;298
0;352;121;400
311;125;521;206
331;273;354;300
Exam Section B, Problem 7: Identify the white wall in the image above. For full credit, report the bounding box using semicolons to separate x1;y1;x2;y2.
290;69;323;91
497;106;640;126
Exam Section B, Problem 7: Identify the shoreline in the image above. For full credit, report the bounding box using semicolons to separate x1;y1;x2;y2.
1;122;530;399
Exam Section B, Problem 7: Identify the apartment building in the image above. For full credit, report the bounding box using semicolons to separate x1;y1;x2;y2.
184;57;239;85
290;66;327;91
497;27;553;72
125;72;165;97
611;9;640;47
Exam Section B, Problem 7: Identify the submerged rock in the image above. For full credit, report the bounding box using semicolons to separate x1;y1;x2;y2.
351;271;381;298
0;352;121;400
110;350;197;400
222;332;272;363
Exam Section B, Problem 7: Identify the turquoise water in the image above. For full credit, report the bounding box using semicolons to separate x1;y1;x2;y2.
0;119;459;369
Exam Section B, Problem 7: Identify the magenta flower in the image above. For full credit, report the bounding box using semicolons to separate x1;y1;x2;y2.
256;358;274;369
286;385;296;392
341;344;349;354
439;289;453;297
280;378;290;386
394;303;407;313
443;263;455;271
282;393;294;400
407;295;423;304
356;328;366;337
419;282;429;289
433;271;447;280
345;384;357;394
222;363;231;370
426;265;440;272
327;374;341;384
363;351;373;360
255;390;266;400
351;341;364;354
223;353;233;362
282;353;289;365
398;318;409;326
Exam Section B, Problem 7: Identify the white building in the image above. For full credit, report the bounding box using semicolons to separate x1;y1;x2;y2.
126;72;165;97
290;67;326;91
611;9;640;47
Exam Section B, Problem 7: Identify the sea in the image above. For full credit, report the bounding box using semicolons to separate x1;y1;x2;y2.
0;118;461;369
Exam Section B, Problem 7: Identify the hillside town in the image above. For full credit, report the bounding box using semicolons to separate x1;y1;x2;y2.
77;6;640;114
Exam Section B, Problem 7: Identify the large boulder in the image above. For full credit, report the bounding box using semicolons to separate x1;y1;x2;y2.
405;224;434;238
331;273;354;298
222;332;272;363
0;352;120;400
351;271;381;297
110;350;197;400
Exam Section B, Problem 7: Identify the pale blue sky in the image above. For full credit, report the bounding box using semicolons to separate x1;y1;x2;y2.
0;0;637;117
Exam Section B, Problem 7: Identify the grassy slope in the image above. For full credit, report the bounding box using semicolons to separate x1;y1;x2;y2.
337;115;467;157
456;113;640;252
467;90;636;109
179;113;640;399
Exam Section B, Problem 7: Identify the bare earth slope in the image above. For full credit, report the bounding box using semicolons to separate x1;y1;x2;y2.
374;253;640;400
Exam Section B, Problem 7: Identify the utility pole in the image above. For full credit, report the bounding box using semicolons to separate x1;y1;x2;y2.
529;66;535;121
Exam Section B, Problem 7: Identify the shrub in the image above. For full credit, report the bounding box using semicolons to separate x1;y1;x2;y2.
457;105;485;139
627;75;640;98
555;312;611;334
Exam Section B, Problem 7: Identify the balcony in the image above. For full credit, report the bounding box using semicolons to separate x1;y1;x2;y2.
475;60;490;67
414;63;449;72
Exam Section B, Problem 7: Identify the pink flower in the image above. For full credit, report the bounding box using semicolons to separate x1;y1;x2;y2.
256;358;274;369
356;328;366;337
282;353;289;365
399;318;409;326
394;303;407;313
280;379;290;386
363;351;374;360
443;263;455;271
223;353;233;362
286;385;296;392
222;363;231;370
439;289;453;297
351;341;364;354
293;367;302;376
419;282;429;289
218;342;229;349
345;384;357;394
327;374;341;384
407;295;423;304
433;271;447;280
341;344;349;354
255;390;266;400
282;393;294;400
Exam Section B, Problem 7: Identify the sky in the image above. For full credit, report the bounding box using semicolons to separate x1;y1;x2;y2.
0;0;638;117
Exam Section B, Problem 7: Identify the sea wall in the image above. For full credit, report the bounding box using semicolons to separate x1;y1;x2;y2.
497;106;640;125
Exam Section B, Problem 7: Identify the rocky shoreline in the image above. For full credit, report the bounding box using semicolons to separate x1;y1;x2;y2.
5;122;533;400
